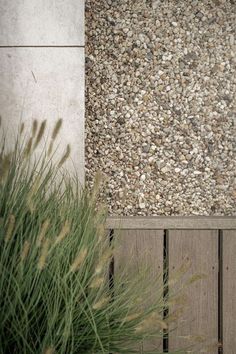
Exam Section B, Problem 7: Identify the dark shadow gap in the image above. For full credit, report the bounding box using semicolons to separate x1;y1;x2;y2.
109;229;115;297
108;229;115;354
163;229;169;352
218;229;223;354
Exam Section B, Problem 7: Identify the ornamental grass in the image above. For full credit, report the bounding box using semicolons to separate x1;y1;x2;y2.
0;119;198;353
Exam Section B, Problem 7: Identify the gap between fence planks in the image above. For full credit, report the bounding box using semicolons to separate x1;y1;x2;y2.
109;218;236;353
106;216;236;230
223;230;236;353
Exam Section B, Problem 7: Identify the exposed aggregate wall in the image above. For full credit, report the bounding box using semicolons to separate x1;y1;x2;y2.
86;0;236;216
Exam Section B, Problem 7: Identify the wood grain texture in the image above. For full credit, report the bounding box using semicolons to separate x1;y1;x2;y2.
223;230;236;354
107;216;236;230
114;229;164;353
168;230;218;353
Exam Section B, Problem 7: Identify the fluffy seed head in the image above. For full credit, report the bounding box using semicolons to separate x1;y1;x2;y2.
21;240;31;261
96;224;106;242
89;276;104;289
70;248;87;272
54;220;71;245
43;347;54;354
26;197;35;213
95;248;113;274
187;273;207;285
165;307;184;324
90;172;105;204
27;176;42;213
37;219;50;247
0;153;11;183
94;208;108;242
5;214;15;242
29;175;41;198
92;296;110;310
135;313;168;333
38;239;50;270
122;312;141;323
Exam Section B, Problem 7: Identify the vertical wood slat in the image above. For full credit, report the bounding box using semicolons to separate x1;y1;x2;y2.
168;230;218;353
223;230;236;353
114;229;164;353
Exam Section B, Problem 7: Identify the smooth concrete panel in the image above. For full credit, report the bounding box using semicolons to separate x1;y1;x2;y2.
0;48;84;182
0;0;84;46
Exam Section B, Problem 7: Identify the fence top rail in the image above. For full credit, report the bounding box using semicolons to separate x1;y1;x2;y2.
106;216;236;230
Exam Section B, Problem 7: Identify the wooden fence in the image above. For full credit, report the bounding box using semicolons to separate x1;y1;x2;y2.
106;216;236;354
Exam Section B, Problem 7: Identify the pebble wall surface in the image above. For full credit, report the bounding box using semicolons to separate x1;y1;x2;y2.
85;0;236;216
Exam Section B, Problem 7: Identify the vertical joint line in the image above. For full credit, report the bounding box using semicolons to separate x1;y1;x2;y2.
109;229;115;297
218;229;223;354
163;229;169;352
108;229;115;354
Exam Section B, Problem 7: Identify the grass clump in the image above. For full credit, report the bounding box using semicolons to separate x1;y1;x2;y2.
0;120;191;354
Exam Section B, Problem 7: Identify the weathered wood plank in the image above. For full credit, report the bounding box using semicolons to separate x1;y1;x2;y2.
168;230;218;353
114;229;164;353
223;230;236;353
107;216;236;230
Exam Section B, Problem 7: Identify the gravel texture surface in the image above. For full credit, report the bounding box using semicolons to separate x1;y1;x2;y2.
85;0;236;216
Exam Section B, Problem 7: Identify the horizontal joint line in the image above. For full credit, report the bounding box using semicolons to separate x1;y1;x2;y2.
0;45;85;48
